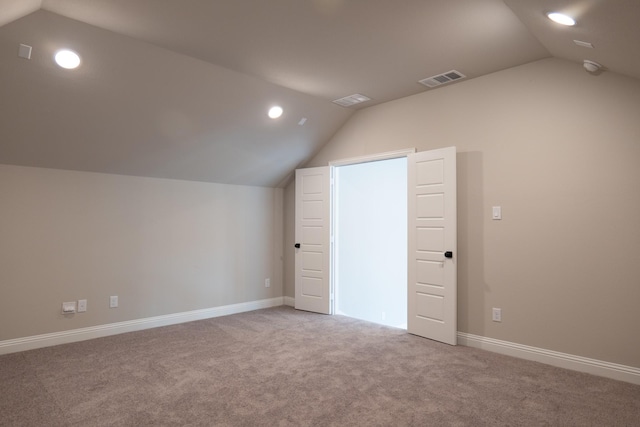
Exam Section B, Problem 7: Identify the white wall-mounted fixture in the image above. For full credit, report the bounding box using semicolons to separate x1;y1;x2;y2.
18;44;32;59
54;49;81;69
62;301;76;314
268;106;283;119
583;60;602;73
492;206;502;220
547;12;575;26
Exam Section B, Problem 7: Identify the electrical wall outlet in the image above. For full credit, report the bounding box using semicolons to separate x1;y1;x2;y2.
77;299;87;312
492;307;502;322
109;295;118;308
265;278;270;288
62;301;76;314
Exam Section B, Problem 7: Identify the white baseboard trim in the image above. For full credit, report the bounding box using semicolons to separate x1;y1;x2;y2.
458;332;640;385
0;297;284;355
6;302;636;385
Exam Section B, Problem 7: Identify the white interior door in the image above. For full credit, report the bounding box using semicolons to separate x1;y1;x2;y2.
294;166;331;314
407;147;457;345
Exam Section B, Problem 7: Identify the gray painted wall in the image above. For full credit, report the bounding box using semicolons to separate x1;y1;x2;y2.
0;165;283;340
284;58;640;368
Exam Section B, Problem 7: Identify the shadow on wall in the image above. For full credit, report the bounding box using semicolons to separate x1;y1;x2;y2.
457;151;487;335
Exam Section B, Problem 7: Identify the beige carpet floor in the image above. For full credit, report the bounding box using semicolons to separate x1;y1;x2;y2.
1;306;639;426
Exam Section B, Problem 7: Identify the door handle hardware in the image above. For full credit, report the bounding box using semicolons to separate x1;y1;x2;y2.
294;243;301;249
444;251;453;258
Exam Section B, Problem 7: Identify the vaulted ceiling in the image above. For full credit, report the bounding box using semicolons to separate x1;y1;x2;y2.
1;0;638;187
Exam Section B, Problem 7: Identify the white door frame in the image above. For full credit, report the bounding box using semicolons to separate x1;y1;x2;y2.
295;147;457;346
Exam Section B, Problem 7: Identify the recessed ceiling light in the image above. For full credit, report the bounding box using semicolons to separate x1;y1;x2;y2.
547;12;576;26
54;49;81;69
268;106;283;119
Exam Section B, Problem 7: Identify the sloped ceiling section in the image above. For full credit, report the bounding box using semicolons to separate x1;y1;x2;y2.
504;0;640;81
37;0;550;103
1;1;638;187
0;0;40;27
0;10;352;187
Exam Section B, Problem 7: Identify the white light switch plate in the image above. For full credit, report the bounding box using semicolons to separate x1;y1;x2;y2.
492;206;502;220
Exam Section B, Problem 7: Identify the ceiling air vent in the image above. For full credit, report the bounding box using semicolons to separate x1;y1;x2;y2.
418;70;466;88
332;93;371;107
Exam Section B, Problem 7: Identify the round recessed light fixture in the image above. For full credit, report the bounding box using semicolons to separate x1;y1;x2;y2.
54;49;81;69
268;106;283;119
547;12;576;26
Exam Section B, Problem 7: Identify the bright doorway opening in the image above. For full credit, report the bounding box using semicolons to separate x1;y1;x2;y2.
333;157;407;329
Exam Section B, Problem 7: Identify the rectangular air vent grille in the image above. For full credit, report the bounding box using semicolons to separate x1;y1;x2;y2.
332;93;371;107
418;70;466;88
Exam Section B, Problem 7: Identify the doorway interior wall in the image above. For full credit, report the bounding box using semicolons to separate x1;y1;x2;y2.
332;153;410;329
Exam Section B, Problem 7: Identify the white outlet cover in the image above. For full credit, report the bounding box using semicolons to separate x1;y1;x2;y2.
78;299;87;312
62;301;76;314
110;296;118;308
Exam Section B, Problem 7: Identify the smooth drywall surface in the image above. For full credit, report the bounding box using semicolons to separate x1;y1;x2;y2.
335;158;407;328
284;58;640;367
0;165;283;340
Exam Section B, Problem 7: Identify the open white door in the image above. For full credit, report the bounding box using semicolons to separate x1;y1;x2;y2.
407;147;457;345
294;167;331;314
